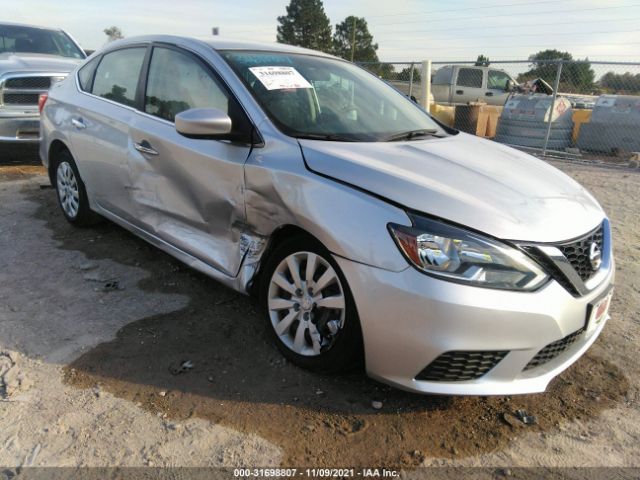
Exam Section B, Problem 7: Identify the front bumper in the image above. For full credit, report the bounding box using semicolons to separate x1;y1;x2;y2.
0;112;41;143
335;256;614;395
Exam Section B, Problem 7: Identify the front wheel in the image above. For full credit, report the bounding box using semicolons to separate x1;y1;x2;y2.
259;237;363;373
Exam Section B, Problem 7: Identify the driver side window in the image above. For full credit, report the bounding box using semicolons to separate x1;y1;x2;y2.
144;47;230;122
488;70;510;90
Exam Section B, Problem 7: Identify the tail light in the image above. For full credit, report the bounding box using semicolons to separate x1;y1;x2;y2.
38;93;49;114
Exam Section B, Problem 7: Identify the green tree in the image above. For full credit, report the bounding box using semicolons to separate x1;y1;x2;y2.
276;0;333;53
516;49;595;94
103;26;124;42
397;65;421;82
600;71;640;94
367;63;395;80
475;54;490;66
333;16;378;62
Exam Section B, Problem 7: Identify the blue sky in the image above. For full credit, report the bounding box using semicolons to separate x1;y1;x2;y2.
4;0;640;61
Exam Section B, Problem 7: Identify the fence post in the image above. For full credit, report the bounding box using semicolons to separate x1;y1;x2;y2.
408;62;415;98
420;59;432;111
542;60;563;156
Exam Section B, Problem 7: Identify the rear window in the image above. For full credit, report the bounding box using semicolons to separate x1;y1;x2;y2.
456;68;483;88
91;48;146;107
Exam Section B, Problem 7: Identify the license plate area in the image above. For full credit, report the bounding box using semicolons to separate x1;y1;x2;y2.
586;286;613;335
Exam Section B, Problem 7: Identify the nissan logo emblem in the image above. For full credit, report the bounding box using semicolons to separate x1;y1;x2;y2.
589;242;602;271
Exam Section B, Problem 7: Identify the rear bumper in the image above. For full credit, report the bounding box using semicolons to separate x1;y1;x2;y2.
0;113;41;143
335;255;614;395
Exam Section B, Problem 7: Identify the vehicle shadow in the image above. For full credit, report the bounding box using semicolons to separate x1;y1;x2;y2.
30;185;629;467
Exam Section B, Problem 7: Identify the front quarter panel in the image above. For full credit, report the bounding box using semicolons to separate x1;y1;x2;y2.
244;129;411;273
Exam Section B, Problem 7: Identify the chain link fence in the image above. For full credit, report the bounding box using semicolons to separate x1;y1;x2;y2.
357;59;640;167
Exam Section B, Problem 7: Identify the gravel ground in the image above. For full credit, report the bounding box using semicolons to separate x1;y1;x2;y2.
0;159;638;470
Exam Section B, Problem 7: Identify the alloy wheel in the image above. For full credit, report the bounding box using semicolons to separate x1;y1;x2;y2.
56;161;80;219
267;251;346;356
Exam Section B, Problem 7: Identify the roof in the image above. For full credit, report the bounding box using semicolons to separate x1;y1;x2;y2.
202;37;333;57
109;35;335;58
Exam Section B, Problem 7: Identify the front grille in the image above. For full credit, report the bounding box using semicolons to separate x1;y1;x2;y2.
4;77;51;89
557;225;604;282
416;350;508;382
522;245;580;296
2;93;40;105
524;328;585;371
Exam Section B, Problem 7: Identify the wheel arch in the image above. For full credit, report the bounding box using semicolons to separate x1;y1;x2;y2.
47;140;72;185
248;224;321;297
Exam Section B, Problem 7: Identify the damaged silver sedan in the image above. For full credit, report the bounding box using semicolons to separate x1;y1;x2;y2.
40;36;614;395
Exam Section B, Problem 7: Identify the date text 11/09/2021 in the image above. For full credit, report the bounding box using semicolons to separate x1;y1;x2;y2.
233;468;400;478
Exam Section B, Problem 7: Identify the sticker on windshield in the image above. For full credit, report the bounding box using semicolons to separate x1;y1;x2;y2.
249;66;312;90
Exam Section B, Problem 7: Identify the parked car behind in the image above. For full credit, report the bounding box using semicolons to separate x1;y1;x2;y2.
40;36;613;395
0;22;85;144
431;65;517;106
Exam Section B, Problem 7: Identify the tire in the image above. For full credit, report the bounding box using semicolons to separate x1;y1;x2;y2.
259;235;364;373
53;150;99;226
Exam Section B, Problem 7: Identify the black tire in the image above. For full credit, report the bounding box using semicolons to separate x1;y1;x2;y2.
259;235;364;373
52;150;100;226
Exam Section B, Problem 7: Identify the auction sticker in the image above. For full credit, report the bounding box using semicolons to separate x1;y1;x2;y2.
249;66;312;90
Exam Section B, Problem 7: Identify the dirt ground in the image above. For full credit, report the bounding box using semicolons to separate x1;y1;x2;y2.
0;158;639;470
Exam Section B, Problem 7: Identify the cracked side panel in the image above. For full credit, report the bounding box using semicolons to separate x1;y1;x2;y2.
236;231;269;293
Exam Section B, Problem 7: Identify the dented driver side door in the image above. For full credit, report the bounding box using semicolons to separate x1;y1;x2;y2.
126;45;251;276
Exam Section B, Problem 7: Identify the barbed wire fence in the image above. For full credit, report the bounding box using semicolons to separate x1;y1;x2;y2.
356;59;640;167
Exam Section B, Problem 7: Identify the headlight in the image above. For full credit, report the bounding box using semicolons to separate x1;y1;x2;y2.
388;215;548;291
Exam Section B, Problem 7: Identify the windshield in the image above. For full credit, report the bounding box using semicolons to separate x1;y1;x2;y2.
221;50;444;142
0;25;85;59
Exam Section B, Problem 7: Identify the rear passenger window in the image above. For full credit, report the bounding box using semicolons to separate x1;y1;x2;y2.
92;47;146;107
144;47;230;122
457;68;483;88
77;56;100;92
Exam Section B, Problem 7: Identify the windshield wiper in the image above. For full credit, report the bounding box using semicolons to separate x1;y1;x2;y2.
383;129;445;142
294;133;359;142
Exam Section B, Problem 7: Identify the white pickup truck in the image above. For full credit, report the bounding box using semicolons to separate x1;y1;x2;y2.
431;65;517;106
0;22;85;144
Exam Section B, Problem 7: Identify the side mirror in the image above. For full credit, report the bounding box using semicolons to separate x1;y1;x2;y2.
505;80;515;92
175;108;232;138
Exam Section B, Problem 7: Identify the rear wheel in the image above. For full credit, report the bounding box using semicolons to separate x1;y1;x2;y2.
53;150;98;226
259;236;363;373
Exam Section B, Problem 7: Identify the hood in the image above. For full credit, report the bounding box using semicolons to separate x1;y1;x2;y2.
299;133;604;243
0;52;81;74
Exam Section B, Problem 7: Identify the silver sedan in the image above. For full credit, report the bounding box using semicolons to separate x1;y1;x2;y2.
39;36;614;395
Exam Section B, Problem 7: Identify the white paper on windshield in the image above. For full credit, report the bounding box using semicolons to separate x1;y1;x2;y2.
249;66;313;90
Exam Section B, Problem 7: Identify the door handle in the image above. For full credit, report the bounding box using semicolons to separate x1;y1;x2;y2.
455;90;464;94
134;141;159;156
71;118;86;130
485;92;494;96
